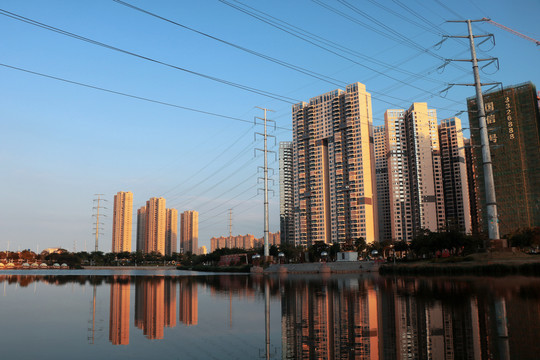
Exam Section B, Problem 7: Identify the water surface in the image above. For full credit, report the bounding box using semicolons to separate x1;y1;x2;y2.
1;271;539;359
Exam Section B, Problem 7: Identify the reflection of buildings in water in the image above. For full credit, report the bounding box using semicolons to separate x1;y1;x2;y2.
134;278;177;339
164;279;177;328
382;278;540;360
281;277;515;360
389;280;482;360
179;278;198;326
281;279;379;360
109;278;130;345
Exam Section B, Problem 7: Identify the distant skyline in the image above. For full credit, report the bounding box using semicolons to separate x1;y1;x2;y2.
1;0;538;252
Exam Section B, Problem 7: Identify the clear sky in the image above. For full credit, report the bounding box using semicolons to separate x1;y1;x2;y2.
0;0;538;253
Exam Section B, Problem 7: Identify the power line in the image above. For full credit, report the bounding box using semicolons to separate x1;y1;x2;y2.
114;0;465;114
0;8;299;104
218;0;464;107
158;126;255;200
0;63;292;131
112;0;346;88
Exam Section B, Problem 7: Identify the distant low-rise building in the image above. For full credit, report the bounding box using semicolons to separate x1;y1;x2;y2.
210;232;280;252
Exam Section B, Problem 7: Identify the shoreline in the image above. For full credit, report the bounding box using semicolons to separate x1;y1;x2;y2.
81;266;178;270
379;253;540;276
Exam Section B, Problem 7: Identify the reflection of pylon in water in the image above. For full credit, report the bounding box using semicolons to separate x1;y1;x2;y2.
258;281;277;359
87;284;97;344
86;283;104;344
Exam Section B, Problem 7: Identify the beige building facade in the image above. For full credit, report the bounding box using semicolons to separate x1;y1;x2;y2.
180;210;198;254
136;206;146;253
143;197;167;255
165;208;178;256
292;82;377;246
112;191;133;253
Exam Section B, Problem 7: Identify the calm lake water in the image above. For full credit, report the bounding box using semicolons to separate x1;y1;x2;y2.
1;270;539;359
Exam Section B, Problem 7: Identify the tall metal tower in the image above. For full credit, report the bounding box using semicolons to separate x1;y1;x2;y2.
445;19;501;241
255;107;276;257
92;194;107;252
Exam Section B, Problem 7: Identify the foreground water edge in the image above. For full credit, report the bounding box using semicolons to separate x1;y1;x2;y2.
1;270;539;359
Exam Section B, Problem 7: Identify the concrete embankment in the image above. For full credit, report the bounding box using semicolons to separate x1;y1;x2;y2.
82;266;178;270
262;261;380;274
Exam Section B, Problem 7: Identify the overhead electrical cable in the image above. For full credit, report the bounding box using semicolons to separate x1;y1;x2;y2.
159;126;255;199
217;0;464;107
112;0;347;88
113;0;463;114
0;63;292;131
0;8;299;104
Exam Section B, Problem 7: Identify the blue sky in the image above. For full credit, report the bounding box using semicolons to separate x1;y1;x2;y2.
1;0;538;253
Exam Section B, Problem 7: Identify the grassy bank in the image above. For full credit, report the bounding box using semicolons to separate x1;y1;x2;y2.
379;252;540;276
176;264;251;273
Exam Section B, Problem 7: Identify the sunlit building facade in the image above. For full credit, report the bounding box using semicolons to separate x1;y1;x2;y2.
292;82;377;246
180;210;198;254
136;205;146;252
209;232;280;252
165;208;178;256
384;103;445;241
112;191;133;253
144;197;167;255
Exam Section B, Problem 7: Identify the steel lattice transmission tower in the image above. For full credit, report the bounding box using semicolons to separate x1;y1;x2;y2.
92;194;107;252
255;107;276;257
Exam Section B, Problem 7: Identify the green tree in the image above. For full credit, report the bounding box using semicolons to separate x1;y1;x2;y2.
269;245;279;257
355;237;367;252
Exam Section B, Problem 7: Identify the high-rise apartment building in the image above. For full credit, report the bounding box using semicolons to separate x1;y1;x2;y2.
136;206;146;252
141;197;166;255
374;125;392;242
467;82;540;236
180;210;198;254
279;141;294;245
112;191;133;253
439;118;471;233
165;208;178;256
384;103;445;241
292;82;377;246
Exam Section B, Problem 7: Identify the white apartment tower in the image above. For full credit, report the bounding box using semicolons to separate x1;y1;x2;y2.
385;103;445;241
